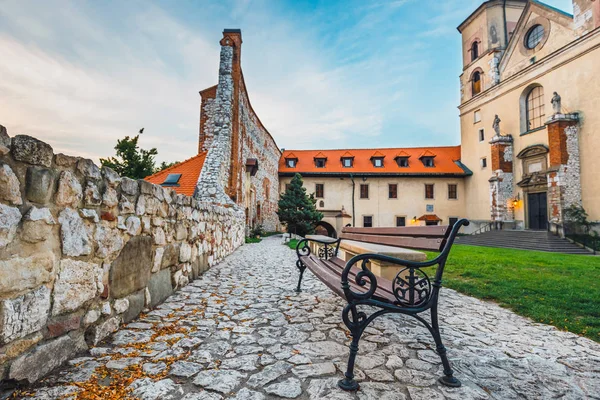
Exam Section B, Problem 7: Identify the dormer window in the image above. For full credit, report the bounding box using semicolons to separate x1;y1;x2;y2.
396;157;409;167
419;150;436;167
342;158;353;168
285;158;297;168
394;151;411;168
313;152;327;168
370;151;385;168
422;157;435;167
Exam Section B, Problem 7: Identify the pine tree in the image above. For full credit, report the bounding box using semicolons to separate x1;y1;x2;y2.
277;173;323;236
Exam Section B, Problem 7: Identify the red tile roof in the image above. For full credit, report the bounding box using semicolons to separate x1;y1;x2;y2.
145;152;207;196
418;214;442;222
279;146;465;175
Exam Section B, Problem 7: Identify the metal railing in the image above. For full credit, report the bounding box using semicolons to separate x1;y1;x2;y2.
470;221;497;236
548;221;598;255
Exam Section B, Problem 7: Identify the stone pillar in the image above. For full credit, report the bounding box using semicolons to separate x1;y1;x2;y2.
198;85;217;153
195;30;242;206
545;113;581;225
488;134;514;224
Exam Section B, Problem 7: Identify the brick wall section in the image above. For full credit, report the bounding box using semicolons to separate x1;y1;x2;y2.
490;143;513;173
0;129;245;383
489;134;514;222
547;120;571;167
196;30;281;232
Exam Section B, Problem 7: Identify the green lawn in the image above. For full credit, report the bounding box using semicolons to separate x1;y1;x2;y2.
285;239;600;341
429;245;600;342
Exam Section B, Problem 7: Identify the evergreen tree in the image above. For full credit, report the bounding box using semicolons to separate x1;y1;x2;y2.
100;133;158;179
277;173;323;236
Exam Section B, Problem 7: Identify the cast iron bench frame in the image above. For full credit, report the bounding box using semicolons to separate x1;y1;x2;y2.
294;219;469;391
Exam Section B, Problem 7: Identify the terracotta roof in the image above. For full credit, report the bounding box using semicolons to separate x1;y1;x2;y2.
371;151;386;159
418;214;442;222
314;152;327;159
341;151;354;158
279;146;466;175
145;152;207;196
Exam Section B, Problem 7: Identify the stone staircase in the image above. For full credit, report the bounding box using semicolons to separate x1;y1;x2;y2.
456;229;593;255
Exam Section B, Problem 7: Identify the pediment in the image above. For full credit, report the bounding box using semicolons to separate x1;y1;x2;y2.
499;2;575;79
517;144;549;159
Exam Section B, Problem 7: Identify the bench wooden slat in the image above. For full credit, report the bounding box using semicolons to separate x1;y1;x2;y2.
339;233;442;251
301;255;396;304
342;226;448;238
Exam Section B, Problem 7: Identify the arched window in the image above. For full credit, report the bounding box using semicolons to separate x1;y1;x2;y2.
471;41;479;61
472;71;482;95
526;86;545;131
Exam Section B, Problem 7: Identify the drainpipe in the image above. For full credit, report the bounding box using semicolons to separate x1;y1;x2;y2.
350;174;356;227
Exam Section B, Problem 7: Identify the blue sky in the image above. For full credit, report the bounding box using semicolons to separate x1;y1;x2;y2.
0;0;574;163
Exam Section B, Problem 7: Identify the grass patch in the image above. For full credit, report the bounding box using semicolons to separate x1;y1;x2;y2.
286;239;299;250
426;245;600;342
245;237;262;244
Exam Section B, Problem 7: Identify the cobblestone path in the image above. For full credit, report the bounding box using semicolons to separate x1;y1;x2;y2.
22;236;600;399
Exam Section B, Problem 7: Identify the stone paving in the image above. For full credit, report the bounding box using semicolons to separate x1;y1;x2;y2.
20;236;600;399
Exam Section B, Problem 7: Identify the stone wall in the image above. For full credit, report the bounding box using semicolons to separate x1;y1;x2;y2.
0;128;245;383
196;30;281;232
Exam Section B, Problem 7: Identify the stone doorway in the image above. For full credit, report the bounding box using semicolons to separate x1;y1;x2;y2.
527;192;548;230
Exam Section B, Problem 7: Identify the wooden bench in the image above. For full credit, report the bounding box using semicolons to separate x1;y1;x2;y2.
295;219;470;391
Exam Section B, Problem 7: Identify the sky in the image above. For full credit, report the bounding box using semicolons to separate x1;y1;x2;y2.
0;0;574;164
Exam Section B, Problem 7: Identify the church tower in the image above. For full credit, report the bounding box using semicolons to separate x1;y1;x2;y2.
457;0;527;103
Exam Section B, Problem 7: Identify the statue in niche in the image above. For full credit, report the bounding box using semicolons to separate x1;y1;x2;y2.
492;114;501;136
490;25;499;44
551;92;562;114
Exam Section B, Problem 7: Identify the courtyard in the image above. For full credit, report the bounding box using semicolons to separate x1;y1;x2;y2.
17;236;600;400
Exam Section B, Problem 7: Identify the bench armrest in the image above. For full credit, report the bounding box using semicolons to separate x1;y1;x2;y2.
341;219;469;307
296;237;341;260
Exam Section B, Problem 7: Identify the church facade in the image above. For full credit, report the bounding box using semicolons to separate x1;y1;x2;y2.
458;0;600;232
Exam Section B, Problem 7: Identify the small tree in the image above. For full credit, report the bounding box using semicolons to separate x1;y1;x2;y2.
564;204;592;234
277;173;323;236
100;131;158;179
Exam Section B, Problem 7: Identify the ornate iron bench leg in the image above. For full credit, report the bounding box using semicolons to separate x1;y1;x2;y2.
431;304;461;387
295;260;306;293
338;304;364;391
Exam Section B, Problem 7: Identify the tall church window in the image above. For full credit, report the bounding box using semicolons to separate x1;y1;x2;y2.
471;41;479;61
526;86;545;131
472;71;482;95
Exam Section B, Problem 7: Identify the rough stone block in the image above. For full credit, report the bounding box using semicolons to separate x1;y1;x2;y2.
102;187;119;207
58;208;91;257
46;312;82;338
76;158;101;180
54;153;78;168
84;181;101;206
0;124;9;147
109;236;153;298
55;171;83;207
0;252;55;295
95;224;124;259
25;167;54;204
161;243;180;269
52;259;101;315
0;332;42;365
85;316;120;346
147;269;173;308
0;204;21;247
139;179;154;195
122;290;145;323
21;207;55;243
0;164;22;205
0;286;51;344
101;166;121;187
9;333;87;383
121;177;139;196
11;135;53;167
